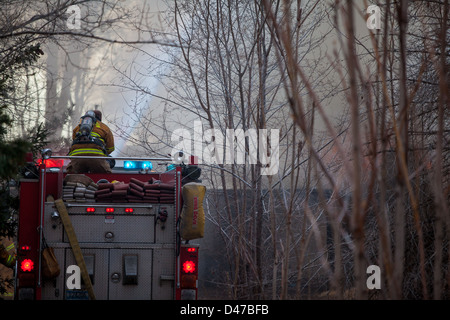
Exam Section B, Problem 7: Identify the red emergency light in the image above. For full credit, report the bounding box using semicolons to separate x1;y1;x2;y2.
125;208;134;213
182;261;196;273
37;159;64;168
106;208;114;213
86;207;95;213
187;247;196;252
21;259;34;272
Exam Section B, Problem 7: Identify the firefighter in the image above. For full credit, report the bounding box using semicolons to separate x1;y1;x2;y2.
0;242;15;269
66;110;115;173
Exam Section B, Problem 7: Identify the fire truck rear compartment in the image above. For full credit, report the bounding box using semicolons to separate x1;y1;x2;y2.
41;202;176;300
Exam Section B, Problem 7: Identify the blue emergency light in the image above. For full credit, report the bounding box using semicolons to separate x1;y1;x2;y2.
124;161;153;170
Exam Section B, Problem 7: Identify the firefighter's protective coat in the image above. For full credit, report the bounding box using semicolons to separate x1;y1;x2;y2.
180;183;206;240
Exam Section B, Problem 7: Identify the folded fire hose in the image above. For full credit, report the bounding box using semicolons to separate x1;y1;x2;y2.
54;198;96;300
180;182;206;240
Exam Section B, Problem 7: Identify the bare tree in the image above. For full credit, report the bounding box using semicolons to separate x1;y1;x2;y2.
110;0;338;299
0;0;176;147
264;0;449;299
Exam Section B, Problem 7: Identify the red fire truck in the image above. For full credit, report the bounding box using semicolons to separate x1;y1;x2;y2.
14;151;202;300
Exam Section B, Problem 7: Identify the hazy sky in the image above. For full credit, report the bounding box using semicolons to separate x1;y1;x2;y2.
61;0;376;158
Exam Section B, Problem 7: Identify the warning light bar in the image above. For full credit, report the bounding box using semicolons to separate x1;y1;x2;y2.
124;161;153;170
37;159;63;168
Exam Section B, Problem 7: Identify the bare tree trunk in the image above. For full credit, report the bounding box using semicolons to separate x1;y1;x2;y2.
342;0;366;300
432;0;449;300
